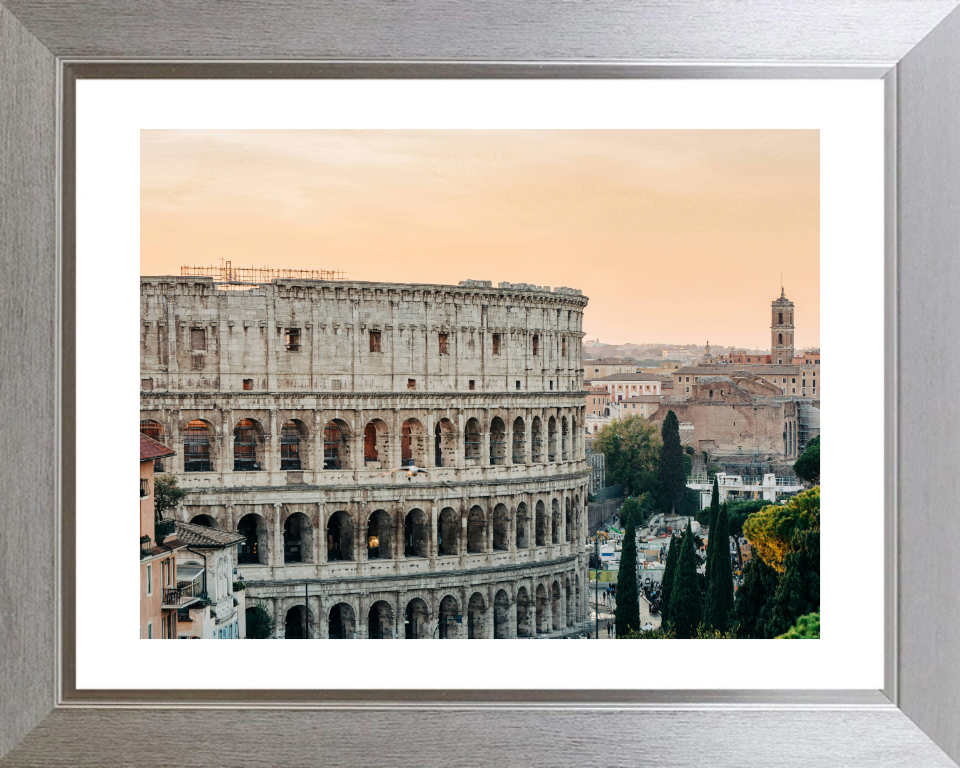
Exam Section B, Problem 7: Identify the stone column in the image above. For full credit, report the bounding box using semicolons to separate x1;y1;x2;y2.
425;412;436;468
316;503;327;565
481;409;490;468
390;408;402;470
356;594;367;639
272;503;283;569
273;597;284;639
505;413;514;466
511;597;519;638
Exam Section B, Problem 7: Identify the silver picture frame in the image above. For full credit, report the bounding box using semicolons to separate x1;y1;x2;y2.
2;1;959;764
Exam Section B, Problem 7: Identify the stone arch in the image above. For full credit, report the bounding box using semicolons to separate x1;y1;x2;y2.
139;419;169;471
494;589;511;639
403;508;429;558
237;512;269;565
363;419;390;467
233;417;265;472
284;604;316;639
512;416;525;463
434;418;456;467
493;504;509;551
366;509;393;560
570;415;578;457
438;594;460;639
437;507;459;556
516;502;529;549
467;506;486;553
489;416;506;465
327;510;354;561
404;597;431;639
280;419;309;470
183;418;215;472
468;592;487;639
328;602;356;639
189;513;218;529
551;498;561;544
565;576;574;626
565;497;572;542
322;419;351;470
535;500;547;546
551;580;562;631
547;416;557;461
516;586;533;638
400;418;426;467
464;418;482;462
282;510;313;564
368;600;394;639
531;416;543;462
561;416;569;461
535;583;549;635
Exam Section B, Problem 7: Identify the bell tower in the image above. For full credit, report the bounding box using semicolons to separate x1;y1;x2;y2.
771;286;795;365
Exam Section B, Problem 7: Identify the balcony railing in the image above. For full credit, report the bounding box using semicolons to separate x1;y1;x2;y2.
140;535;153;559
162;580;206;607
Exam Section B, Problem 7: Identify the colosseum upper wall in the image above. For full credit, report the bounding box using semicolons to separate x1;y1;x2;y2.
140;277;588;394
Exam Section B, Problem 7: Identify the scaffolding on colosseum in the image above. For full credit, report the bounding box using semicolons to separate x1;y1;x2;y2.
797;402;818;451
181;261;346;285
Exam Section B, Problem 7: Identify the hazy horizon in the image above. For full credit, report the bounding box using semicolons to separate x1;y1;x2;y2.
141;129;819;349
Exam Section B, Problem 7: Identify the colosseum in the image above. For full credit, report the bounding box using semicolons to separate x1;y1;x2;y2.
140;273;590;639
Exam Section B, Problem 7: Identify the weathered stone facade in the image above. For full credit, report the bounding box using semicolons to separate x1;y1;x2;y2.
141;276;591;638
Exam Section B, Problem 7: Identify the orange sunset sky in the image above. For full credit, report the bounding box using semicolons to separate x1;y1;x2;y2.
141;129;819;350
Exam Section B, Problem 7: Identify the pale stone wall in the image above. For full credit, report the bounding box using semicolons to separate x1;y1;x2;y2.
141;277;591;638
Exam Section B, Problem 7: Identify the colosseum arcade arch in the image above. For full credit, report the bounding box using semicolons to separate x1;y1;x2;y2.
327;510;354;561
233;418;265;472
464;418;481;463
237;512;268;565
437;507;459;556
516;587;533;637
516;502;529;549
493;504;509;551
531;417;543;462
189;513;218;529
323;419;350;470
535;583;549;634
489;417;506;465
565;576;574;626
551;499;561;544
404;598;431;639
467;506;486;553
366;509;393;559
512;417;525;463
438;594;460;639
561;416;569;461
403;508;429;558
551;580;562;631
284;605;316;639
363;419;390;468
434;418;456;467
183;419;215;472
565;497;572;542
328;603;356;639
467;592;487;639
400;418;425;467
282;511;313;564
494;589;511;639
535;501;547;546
368;600;394;639
280;419;308;471
547;416;557;461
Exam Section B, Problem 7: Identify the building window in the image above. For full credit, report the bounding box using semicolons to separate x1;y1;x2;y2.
792;378;796;383
243;378;252;390
407;379;416;390
438;332;449;355
280;421;302;470
147;622;153;639
792;388;796;394
562;338;567;356
532;335;539;356
469;380;475;390
285;328;301;351
190;328;206;351
184;420;212;472
369;330;382;352
141;378;153;391
549;380;553;390
492;334;501;355
233;419;262;471
146;564;152;596
516;380;521;390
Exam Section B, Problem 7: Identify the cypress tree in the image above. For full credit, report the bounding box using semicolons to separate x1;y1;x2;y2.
615;518;641;636
658;410;686;515
703;501;735;631
667;521;702;639
770;528;820;636
731;556;780;638
704;477;720;585
659;534;680;627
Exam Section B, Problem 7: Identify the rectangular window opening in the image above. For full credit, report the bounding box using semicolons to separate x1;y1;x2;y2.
532;335;539;356
369;330;382;353
469;380;476;390
242;379;252;391
439;332;449;355
285;328;301;351
407;379;416;390
190;328;206;351
516;380;521;390
141;378;153;391
492;334;501;355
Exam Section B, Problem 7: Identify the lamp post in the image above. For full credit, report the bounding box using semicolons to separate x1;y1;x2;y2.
433;614;462;639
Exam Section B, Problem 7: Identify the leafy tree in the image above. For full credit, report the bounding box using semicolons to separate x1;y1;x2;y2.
703;500;734;632
593;416;662;497
793;435;820;485
770;528;820;636
245;600;275;639
657;411;686;515
722;499;769;537
731;555;780;638
777;611;820;639
742;487;820;572
619;625;738;640
615;517;641;636
704;476;720;585
619;496;642;530
659;535;680;627
154;474;186;520
667;521;702;639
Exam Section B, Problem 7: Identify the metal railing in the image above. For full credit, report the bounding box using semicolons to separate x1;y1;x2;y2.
163;580;206;607
140;536;153;559
155;519;175;542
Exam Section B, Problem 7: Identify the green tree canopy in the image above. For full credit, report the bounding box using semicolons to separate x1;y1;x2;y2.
770;528;820;637
742;487;820;572
667;521;702;639
153;474;186;520
777;611;820;639
657;410;687;514
593;416;662;497
615;517;641;636
703;500;735;632
245;601;275;639
731;555;780;638
793;435;820;485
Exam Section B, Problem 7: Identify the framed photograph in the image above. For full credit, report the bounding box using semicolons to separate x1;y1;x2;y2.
2;2;960;765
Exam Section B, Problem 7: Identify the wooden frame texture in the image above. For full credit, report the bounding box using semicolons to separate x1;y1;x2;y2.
2;2;959;765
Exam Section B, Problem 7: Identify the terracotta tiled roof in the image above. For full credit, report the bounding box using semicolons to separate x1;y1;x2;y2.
140;432;175;461
592;372;666;382
175;521;246;548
